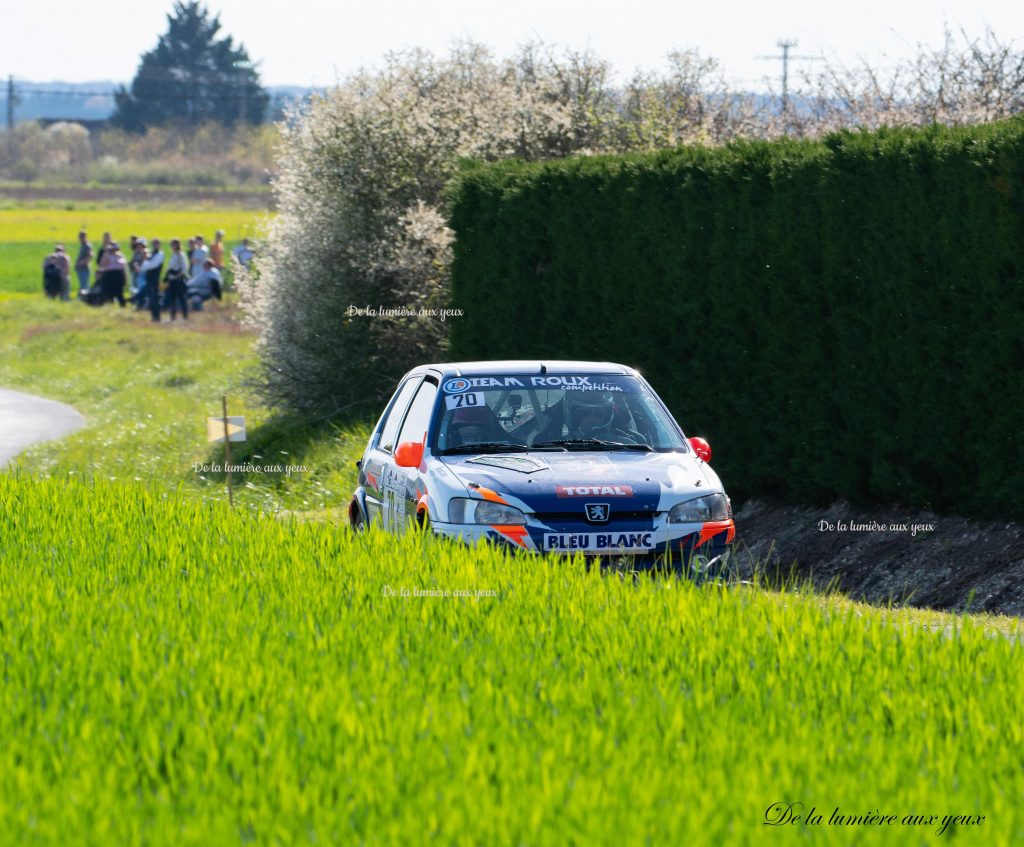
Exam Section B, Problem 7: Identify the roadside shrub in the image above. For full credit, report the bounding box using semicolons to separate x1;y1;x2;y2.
448;119;1024;519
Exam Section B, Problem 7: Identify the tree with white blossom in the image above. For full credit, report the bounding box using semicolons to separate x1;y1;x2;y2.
237;43;621;414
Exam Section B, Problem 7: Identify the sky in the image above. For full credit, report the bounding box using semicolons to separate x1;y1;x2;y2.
3;0;1023;89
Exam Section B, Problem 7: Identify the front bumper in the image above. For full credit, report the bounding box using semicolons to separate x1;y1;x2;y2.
431;518;736;574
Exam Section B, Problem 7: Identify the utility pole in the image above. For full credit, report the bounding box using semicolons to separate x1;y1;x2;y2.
6;76;16;131
756;39;819;134
5;76;17;156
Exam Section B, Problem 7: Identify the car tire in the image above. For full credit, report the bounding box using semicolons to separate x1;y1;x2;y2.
350;501;366;532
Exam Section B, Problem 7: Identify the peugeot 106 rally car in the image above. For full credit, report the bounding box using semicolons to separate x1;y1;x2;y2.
349;361;736;573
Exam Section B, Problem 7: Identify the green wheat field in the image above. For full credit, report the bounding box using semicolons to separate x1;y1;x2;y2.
1;475;1022;845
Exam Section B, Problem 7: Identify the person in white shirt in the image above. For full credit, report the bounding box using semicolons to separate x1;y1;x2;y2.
138;238;165;322
190;235;210;278
164;240;189;320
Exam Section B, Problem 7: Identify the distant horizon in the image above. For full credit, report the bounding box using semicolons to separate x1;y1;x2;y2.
0;77;834;127
5;79;316;91
0;80;316;125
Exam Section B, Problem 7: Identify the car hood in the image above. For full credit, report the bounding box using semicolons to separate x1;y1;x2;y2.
438;450;719;514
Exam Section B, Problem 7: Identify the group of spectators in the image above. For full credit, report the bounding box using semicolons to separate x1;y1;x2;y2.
42;230;255;322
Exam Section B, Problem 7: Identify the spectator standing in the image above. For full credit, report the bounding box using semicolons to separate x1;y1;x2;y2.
95;231;112;275
164;239;189;320
99;242;128;307
130;237;148;308
74;231;93;294
190;235;209;278
209;230;225;269
208;229;226;299
185;238;196;277
139;237;165;323
42;245;71;301
231;238;254;268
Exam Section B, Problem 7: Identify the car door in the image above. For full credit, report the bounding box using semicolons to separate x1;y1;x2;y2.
363;376;421;527
385;376;439;531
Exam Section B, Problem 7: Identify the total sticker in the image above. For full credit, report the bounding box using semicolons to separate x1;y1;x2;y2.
445;392;485;410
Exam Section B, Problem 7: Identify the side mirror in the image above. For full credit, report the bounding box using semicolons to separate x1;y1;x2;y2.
509;394;522;411
394;440;425;468
688;436;711;463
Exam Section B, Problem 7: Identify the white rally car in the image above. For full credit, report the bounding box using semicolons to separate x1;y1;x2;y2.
350;361;735;572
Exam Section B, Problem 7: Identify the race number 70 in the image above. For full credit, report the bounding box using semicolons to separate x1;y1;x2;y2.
445;392;484;410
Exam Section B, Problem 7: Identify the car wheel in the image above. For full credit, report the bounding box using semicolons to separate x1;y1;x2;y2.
418;510;432;533
350;501;366;532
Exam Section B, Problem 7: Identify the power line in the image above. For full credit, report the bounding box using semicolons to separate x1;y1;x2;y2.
9;89;118;98
14;89;263;101
1;78;284;129
14;69;262;92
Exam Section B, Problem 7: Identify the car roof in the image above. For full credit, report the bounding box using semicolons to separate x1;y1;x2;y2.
410;360;639;379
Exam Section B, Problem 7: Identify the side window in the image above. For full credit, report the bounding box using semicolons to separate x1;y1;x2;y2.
396;380;439;447
377;377;421;454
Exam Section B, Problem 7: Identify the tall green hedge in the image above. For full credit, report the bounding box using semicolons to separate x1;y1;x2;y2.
447;121;1024;518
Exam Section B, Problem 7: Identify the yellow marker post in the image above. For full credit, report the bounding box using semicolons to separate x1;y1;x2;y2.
206;417;247;442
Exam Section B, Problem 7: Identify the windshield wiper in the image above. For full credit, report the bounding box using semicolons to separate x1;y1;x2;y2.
441;442;530;455
531;438;653;452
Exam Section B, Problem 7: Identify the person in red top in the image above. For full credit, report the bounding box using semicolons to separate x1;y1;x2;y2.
209;229;225;269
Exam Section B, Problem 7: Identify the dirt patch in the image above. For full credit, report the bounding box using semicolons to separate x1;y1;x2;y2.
157;316;251;335
153;302;253;335
730;499;1024;617
70;302;255;334
20;322;101;343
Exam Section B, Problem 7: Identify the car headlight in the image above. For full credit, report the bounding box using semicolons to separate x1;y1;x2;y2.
448;497;527;525
668;494;732;523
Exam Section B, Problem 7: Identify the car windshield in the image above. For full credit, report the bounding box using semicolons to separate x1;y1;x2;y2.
433;374;689;454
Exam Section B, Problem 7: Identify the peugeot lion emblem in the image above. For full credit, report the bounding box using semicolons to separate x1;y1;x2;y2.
585;503;610;523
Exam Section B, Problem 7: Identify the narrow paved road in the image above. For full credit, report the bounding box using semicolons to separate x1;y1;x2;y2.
0;388;86;467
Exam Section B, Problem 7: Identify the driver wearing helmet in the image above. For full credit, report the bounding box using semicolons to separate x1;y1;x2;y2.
564;392;617;438
447;406;502;448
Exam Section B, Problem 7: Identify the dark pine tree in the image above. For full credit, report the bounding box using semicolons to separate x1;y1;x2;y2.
112;1;269;131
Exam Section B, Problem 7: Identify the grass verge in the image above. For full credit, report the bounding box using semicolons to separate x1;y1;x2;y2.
0;294;368;511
